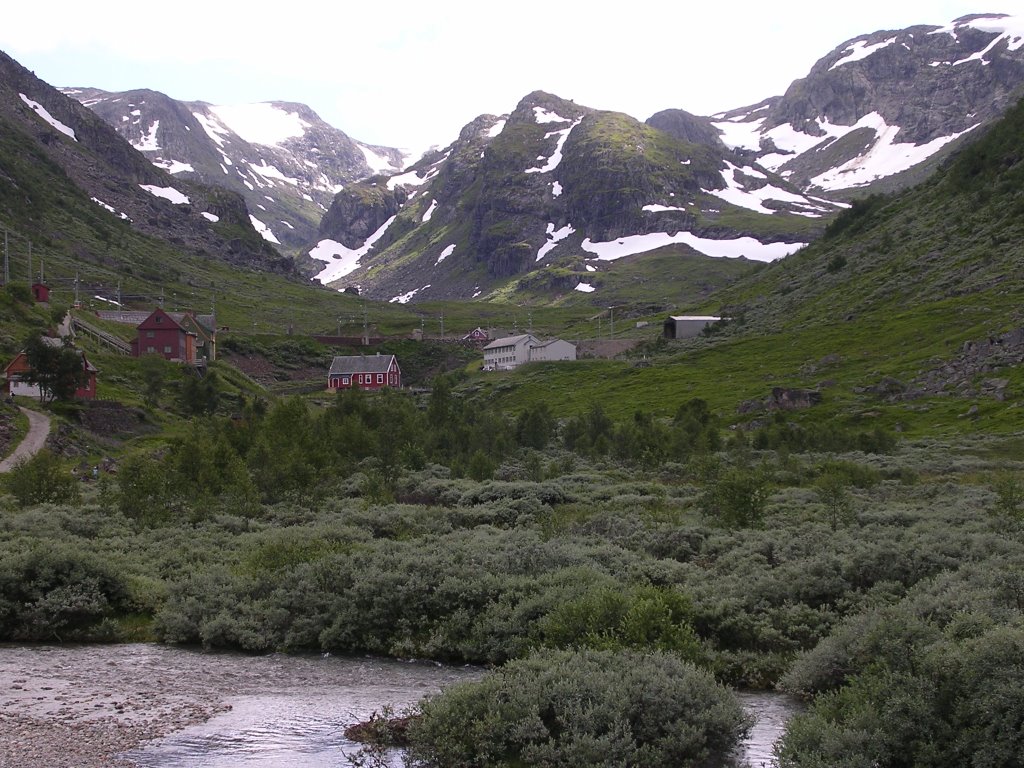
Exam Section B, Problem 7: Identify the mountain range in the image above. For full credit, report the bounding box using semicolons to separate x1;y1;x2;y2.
301;12;1024;304
61;89;410;251
7;12;1024;309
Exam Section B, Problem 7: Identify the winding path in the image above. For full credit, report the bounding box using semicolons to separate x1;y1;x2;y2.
0;407;52;473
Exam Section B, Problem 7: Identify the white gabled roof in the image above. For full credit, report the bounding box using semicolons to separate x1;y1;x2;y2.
483;334;537;350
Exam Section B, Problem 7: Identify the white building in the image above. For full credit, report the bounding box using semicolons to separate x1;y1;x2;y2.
529;339;577;363
483;334;577;370
483;334;539;370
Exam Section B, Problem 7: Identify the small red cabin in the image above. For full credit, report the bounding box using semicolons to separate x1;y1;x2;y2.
131;308;196;362
327;354;401;391
31;283;50;303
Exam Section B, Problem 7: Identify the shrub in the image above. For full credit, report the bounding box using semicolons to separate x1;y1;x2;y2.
0;542;129;641
407;648;750;768
537;585;704;661
3;450;80;507
699;465;772;528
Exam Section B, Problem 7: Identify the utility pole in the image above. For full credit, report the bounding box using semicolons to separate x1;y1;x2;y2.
440;313;445;340
3;228;8;285
74;271;80;306
27;241;31;286
362;303;369;346
116;280;121;307
608;307;614;339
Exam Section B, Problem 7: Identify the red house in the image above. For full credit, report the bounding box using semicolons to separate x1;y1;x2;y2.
327;354;401;391
131;308;196;362
462;327;490;346
3;339;97;400
31;283;50;303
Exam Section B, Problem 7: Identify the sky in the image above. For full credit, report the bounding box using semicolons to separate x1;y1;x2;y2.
0;1;1004;153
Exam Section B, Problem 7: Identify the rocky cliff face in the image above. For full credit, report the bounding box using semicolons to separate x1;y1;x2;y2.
66;88;410;252
699;14;1024;195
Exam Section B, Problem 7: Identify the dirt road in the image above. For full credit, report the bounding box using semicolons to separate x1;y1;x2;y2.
0;407;51;473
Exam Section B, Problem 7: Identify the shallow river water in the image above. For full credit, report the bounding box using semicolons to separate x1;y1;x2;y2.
0;644;800;767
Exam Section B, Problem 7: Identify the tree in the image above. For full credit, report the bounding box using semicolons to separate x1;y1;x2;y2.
139;353;172;408
179;370;219;415
815;470;854;530
992;472;1024;522
22;334;87;402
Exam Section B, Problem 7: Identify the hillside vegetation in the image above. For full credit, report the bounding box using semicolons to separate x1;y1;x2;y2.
2;75;1024;768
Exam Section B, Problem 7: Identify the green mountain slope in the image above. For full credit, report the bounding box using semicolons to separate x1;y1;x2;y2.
310;92;830;305
468;97;1024;435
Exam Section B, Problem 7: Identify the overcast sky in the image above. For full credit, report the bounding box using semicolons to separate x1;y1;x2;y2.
0;1;1002;152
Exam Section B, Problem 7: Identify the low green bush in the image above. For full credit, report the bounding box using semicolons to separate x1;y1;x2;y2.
407;648;750;768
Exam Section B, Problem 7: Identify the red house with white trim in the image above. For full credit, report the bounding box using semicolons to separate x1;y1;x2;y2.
327;354;401;391
131;308;196;362
2;339;98;400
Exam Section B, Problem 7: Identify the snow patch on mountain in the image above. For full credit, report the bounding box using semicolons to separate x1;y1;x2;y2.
153;159;194;174
488;119;507;137
930;13;1024;63
536;223;576;262
139;184;189;204
192;112;230;148
358;143;399;173
91;197;130;221
526;118;582;174
810;115;981;189
20;94;76;140
208;103;309;147
391;285;430;304
830;37;898;70
436;244;456;265
421;199;438;222
581;232;804;263
249;215;280;244
248;160;299;186
311;215;397;283
712;117;764;152
708;162;829;215
643;204;688;213
132;120;160;151
533;107;570;124
201;212;219;222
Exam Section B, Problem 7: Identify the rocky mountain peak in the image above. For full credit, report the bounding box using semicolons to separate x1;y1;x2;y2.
67;89;410;252
698;13;1024;195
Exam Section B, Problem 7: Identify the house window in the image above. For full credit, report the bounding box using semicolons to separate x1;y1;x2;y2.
146;346;156;353
146;330;155;338
163;346;172;354
155;315;163;323
342;376;350;385
377;374;383;384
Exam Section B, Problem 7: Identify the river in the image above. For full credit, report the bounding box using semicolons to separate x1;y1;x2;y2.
0;644;800;767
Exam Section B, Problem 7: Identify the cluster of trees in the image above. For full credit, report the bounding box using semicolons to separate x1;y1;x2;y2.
5;373;1016;767
115;385;892;524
